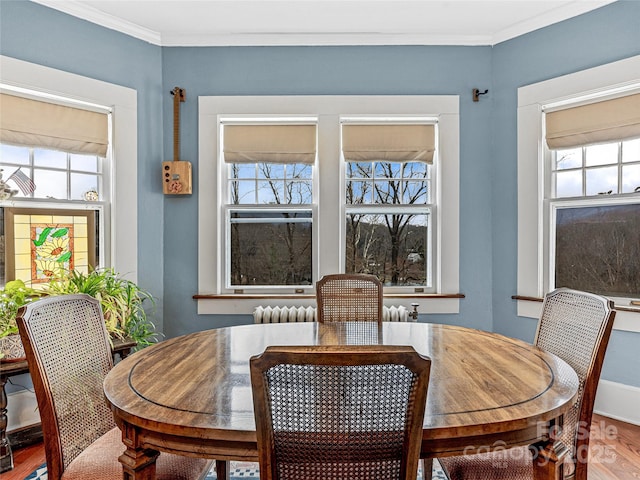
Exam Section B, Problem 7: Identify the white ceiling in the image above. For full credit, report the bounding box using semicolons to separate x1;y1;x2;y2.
33;0;615;47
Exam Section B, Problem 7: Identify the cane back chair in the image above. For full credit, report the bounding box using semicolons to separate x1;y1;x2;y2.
316;273;384;323
439;288;615;480
16;293;211;480
250;345;431;480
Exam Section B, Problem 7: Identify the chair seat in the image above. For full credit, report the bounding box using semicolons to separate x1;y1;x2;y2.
439;446;576;480
62;427;211;480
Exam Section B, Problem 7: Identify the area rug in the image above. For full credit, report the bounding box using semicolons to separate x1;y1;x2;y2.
25;459;447;479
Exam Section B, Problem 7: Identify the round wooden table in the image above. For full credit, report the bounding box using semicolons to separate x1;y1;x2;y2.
103;322;579;480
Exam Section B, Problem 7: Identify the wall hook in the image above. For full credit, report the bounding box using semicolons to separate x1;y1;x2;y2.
472;88;489;102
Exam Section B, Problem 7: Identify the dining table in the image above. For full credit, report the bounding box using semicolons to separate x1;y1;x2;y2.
103;321;579;480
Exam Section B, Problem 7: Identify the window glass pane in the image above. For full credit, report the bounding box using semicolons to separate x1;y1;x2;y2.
0;144;30;165
34;169;67;199
70;154;99;172
404;181;429;204
346;162;372;179
622;164;640;193
287;180;312;204
229;180;255;204
585;143;618;167
34;148;66;168
70;173;99;200
258;180;284;204
258;163;284;179
229;211;312;286
346;181;372;204
289;163;312;179
375;162;401;178
623;138;640;163
585;166;617;196
373;180;401;204
554;148;582;170
230;163;256;179
346;212;428;286
555;204;640;297
554;170;582;198
403;162;428;178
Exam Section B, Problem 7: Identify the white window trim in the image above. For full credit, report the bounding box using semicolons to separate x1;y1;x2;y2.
517;54;640;333
198;95;459;315
0;55;138;281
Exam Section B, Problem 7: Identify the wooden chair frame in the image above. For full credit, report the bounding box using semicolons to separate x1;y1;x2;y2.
250;345;431;480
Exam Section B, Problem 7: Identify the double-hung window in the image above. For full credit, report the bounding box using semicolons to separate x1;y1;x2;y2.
517;55;640;325
342;123;435;288
545;94;640;299
221;122;316;288
0;92;110;287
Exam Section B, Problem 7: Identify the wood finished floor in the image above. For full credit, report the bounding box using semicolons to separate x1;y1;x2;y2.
2;414;639;479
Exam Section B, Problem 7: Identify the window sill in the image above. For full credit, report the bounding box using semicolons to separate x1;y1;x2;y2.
512;295;640;333
194;293;464;316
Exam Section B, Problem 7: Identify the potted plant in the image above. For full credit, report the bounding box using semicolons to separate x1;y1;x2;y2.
44;268;160;348
0;280;41;361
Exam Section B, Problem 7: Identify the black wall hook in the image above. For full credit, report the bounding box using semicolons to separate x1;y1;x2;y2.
472;88;489;102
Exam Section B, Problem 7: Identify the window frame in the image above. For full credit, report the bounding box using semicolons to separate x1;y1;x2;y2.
0;55;138;282
198;95;459;314
517;54;640;332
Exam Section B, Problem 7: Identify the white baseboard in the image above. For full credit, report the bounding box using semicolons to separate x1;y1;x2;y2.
594;379;640;426
6;389;40;432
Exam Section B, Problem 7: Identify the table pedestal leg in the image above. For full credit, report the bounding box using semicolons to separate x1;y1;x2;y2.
118;424;159;480
215;460;230;480
0;375;13;474
533;418;568;480
422;458;433;480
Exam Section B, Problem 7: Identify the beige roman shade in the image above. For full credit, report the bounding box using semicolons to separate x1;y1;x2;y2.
342;124;435;163
223;124;316;164
546;93;640;149
0;93;109;156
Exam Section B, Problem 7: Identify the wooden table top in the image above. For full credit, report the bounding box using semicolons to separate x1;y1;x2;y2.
104;322;579;461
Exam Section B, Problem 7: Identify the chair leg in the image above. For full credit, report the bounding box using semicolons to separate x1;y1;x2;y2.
215;460;229;480
422;458;433;480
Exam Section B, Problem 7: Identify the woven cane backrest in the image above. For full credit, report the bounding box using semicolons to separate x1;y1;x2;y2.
534;288;615;479
316;273;383;323
16;294;115;477
250;345;431;480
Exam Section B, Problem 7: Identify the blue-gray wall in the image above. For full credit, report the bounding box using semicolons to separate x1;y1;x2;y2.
1;0;639;388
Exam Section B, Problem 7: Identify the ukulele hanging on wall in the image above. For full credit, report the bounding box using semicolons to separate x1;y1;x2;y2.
163;87;192;195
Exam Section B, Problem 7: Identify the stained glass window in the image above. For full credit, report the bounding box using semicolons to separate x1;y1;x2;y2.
2;208;96;287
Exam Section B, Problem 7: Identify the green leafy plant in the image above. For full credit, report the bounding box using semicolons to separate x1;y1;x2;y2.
0;280;41;339
45;268;160;347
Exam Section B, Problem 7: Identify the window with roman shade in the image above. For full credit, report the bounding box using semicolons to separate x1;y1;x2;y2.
0;93;109;156
342;122;436;288
544;91;640;300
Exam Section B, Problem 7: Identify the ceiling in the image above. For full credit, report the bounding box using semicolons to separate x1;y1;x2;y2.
32;0;615;47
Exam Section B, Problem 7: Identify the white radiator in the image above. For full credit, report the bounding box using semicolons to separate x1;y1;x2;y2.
253;305;411;323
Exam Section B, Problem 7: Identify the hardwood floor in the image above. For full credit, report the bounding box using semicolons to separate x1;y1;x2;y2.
3;414;639;479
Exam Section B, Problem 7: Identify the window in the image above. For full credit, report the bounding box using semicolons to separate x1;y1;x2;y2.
198;96;460;314
343;123;434;287
517;54;640;330
1;55;138;286
550;140;640;298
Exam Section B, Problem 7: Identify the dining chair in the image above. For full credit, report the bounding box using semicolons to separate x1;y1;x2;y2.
316;273;384;323
438;287;616;480
16;293;212;480
250;345;431;480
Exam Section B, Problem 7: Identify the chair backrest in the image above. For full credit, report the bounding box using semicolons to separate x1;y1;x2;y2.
250;345;431;480
16;293;115;480
316;273;383;323
534;288;615;480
